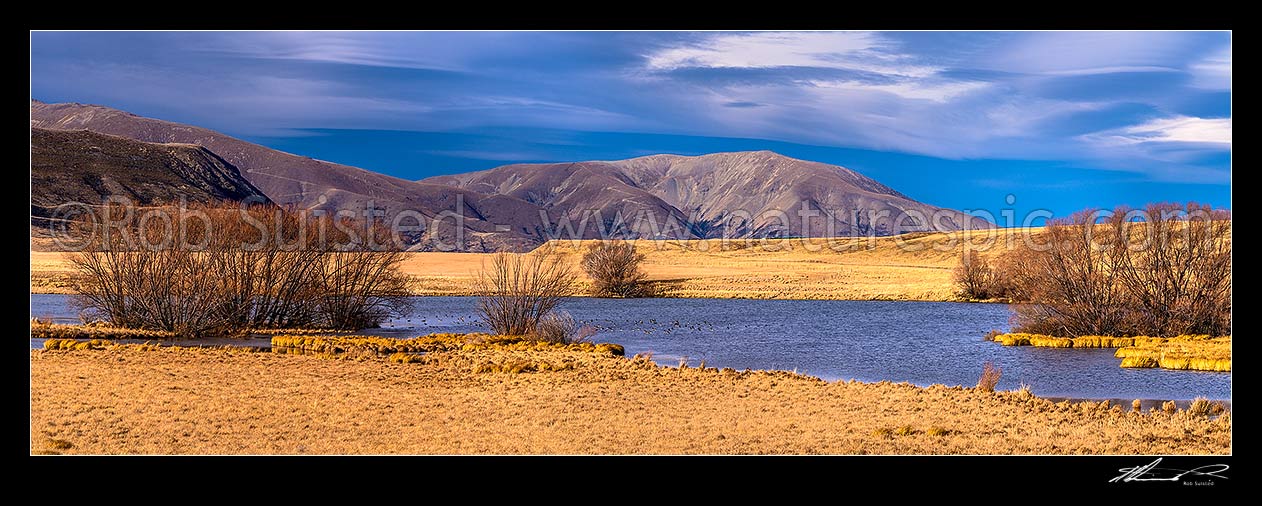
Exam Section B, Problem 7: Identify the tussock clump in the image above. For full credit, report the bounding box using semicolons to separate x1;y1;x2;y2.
1120;356;1159;368
997;333;1033;346
1186;398;1213;418
472;358;575;374
251;328;356;336
42;338;113;351
976;361;1002;392
1010;384;1035;402
46;439;73;450
1029;336;1073;348
388;352;425;364
1162;401;1178;414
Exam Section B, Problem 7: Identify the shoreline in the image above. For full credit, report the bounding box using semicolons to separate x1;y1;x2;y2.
30;334;1230;412
29;288;1003;303
30;344;1231;454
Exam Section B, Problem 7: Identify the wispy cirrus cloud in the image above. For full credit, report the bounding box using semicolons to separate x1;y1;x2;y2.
634;30;1230;181
196;31;462;71
1190;45;1232;90
808;78;987;103
646;31;937;78
644;31;984;102
1086;116;1232;146
30;30;1231;191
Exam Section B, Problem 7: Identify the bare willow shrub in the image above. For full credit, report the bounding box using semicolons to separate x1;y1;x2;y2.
533;310;598;344
476;250;574;336
211;203;326;329
996;203;1230;337
70;202;411;336
953;250;996;299
71;202;239;336
1106;203;1231;337
581;241;652;297
1001;210;1132;336
317;219;413;329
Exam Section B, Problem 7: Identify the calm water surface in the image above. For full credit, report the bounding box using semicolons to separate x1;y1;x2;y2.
31;294;1229;400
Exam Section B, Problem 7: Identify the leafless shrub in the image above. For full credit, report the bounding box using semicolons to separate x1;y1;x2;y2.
995;203;1230;337
581;241;653;298
1106;203;1231;337
316;220;413;329
476;249;575;336
69;202;411;337
532;310;597;344
976;361;1002;392
953;250;996;299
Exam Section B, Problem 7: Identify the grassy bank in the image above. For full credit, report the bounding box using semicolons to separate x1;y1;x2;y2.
992;333;1231;372
32;322;175;340
269;333;625;358
31;340;1230;454
30;230;1029;301
1115;339;1232;372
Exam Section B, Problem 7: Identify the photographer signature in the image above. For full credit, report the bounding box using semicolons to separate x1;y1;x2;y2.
1110;458;1229;483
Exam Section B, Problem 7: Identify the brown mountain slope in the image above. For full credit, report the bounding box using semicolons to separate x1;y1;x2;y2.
428;151;990;239
31;127;270;228
30;100;542;251
33;100;988;249
427;161;700;239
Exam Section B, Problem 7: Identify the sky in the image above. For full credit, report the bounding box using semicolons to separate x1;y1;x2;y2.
30;31;1231;218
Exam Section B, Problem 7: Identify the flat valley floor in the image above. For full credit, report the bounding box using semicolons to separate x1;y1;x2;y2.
30;346;1230;455
30;232;1026;301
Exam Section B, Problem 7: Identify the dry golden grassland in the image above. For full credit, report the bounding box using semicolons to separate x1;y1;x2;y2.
31;340;1230;455
31;229;1031;300
992;333;1231;372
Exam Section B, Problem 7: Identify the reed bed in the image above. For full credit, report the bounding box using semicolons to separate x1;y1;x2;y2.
32;322;175;340
993;333;1173;349
250;328;358;336
1115;337;1231;372
992;332;1230;372
270;333;625;359
42;338;113;351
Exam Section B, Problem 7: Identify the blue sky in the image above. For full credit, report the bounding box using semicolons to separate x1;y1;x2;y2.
31;31;1231;218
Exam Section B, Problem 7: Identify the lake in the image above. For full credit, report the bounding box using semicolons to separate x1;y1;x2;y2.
31;294;1230;401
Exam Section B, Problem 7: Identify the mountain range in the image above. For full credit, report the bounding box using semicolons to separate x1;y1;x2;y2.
31;100;989;251
31;127;270;230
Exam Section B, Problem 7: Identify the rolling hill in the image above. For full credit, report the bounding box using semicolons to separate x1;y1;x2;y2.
31;100;542;251
426;151;990;238
31;127;270;230
32;100;990;250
